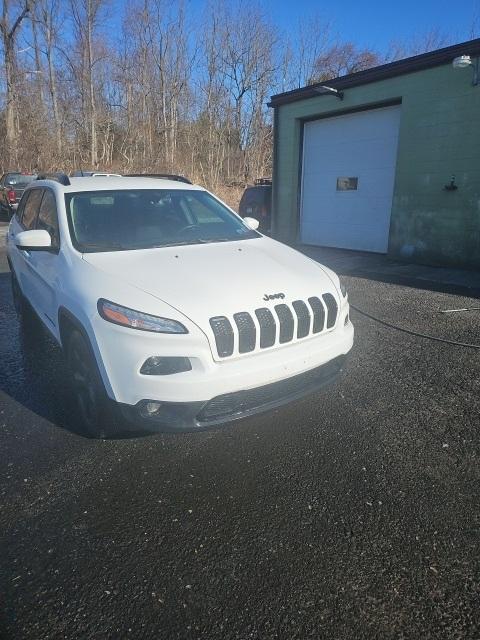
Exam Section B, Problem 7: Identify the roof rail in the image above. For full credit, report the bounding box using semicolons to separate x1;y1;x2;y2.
124;173;192;184
37;172;71;186
70;170;122;177
254;178;272;186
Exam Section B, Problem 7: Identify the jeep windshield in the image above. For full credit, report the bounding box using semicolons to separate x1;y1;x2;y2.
65;189;260;252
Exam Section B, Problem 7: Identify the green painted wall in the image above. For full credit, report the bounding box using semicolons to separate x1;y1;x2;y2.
273;63;480;268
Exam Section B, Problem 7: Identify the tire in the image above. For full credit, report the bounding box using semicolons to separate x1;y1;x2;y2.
66;330;113;438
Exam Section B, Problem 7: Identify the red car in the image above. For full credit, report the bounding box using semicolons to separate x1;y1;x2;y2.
0;172;37;218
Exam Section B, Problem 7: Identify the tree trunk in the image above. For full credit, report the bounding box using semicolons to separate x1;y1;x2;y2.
1;0;31;167
86;0;97;166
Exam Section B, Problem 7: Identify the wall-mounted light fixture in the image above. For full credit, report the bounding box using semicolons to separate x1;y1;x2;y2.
313;85;344;100
444;175;458;191
452;55;479;85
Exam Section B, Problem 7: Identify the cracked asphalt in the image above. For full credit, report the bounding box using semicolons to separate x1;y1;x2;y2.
1;223;479;639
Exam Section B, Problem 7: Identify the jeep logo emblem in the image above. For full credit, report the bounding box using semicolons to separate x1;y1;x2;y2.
263;292;285;301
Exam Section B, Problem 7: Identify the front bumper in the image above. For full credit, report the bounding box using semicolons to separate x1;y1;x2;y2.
119;354;347;431
93;307;353;407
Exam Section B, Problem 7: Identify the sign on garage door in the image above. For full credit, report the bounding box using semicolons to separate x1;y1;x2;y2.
300;105;401;253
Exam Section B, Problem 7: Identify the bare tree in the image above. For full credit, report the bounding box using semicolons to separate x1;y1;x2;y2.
35;0;63;155
385;28;452;61
469;7;479;39
290;14;332;88
312;42;381;82
0;0;31;166
69;0;107;166
215;2;277;181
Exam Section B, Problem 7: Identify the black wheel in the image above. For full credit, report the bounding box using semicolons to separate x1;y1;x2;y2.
67;330;112;438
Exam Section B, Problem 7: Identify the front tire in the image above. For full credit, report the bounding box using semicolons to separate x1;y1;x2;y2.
66;330;113;438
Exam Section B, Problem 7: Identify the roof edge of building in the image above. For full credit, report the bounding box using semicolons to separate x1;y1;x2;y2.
269;38;480;107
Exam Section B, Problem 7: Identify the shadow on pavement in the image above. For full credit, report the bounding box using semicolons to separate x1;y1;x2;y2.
299;245;480;299
0;272;151;440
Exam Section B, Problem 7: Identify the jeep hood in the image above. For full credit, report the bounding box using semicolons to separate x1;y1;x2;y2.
82;237;340;327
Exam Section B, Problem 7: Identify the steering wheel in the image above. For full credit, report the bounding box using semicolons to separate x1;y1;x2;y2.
178;224;201;235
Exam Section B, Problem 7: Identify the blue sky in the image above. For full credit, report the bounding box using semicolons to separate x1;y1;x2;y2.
263;0;478;51
105;0;478;56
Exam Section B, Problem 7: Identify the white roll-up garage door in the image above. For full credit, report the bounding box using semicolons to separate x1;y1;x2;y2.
300;105;401;253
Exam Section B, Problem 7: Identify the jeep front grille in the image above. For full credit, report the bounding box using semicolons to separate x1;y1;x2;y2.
209;294;338;359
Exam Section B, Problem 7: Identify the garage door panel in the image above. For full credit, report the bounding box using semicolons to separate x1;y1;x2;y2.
305;200;395;228
304;145;399;176
303;224;390;253
302;221;389;253
300;105;401;253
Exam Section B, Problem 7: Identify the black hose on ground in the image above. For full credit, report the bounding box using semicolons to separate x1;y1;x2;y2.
350;303;480;350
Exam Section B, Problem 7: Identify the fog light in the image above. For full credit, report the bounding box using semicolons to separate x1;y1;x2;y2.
140;356;192;375
140;401;163;418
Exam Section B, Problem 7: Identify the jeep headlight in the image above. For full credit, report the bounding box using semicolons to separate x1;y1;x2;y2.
97;299;188;334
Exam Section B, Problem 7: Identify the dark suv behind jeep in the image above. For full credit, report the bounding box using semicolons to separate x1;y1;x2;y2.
239;178;272;233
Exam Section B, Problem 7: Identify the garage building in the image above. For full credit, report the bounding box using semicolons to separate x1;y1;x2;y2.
269;39;480;269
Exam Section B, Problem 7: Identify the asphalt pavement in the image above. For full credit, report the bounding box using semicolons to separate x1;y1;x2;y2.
1;229;480;640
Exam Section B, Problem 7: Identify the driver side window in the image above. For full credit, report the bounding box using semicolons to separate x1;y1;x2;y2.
37;190;60;249
21;189;43;230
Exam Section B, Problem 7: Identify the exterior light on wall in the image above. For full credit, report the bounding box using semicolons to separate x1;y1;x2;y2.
452;55;479;85
313;85;344;100
444;175;458;191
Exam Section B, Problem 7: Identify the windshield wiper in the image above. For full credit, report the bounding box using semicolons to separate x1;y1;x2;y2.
147;239;210;248
197;235;256;243
81;243;128;252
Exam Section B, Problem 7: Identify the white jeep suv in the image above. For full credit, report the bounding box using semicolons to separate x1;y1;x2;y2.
6;174;353;437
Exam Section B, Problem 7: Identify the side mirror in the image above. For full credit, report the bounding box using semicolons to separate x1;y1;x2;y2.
243;216;260;231
15;229;52;251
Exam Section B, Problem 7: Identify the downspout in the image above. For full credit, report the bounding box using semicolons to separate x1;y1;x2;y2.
271;105;279;238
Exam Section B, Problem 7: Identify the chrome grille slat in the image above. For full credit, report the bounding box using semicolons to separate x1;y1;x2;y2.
234;312;256;353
